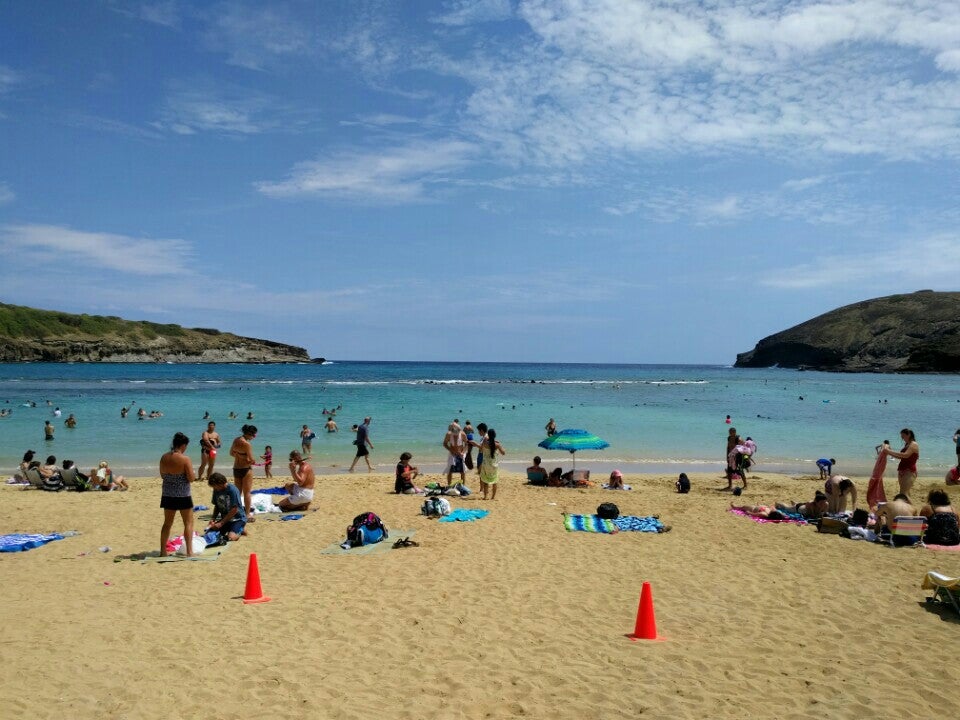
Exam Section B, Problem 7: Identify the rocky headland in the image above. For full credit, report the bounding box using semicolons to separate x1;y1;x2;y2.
0;303;312;363
735;290;960;373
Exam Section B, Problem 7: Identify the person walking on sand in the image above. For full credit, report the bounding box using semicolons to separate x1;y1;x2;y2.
349;417;374;472
883;428;919;498
159;432;197;557
197;421;221;481
300;424;315;456
443;422;467;485
230;424;258;521
479;428;505;500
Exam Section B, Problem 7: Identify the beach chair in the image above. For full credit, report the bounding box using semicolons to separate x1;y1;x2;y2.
886;516;927;547
526;469;548;485
922;571;960;617
23;467;44;489
59;467;88;490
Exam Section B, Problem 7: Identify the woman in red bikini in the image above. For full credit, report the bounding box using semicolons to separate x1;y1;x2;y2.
884;428;919;498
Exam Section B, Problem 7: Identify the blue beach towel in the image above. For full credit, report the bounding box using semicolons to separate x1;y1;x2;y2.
279;514;303;521
613;516;664;533
252;487;287;495
438;508;490;523
0;532;65;552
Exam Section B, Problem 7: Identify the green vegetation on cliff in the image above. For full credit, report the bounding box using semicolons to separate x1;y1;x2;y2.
0;303;310;363
735;291;960;373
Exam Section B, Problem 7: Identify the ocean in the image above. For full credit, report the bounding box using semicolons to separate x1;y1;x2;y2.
1;362;959;477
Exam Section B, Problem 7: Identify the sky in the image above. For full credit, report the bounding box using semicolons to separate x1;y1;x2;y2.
0;1;958;363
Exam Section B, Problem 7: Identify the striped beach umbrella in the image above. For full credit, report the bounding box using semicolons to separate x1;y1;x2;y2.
538;428;610;470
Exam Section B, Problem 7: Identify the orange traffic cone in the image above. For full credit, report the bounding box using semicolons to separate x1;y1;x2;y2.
242;553;271;604
629;582;663;641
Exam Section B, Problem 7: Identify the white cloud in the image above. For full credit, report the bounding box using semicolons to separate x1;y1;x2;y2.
0;225;193;276
759;234;960;289
0;183;14;205
0;64;19;93
432;0;514;26
154;83;287;134
256;140;476;202
139;1;180;28
937;49;960;73
203;3;312;70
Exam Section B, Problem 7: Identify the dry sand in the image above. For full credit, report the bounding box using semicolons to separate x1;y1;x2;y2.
2;469;959;719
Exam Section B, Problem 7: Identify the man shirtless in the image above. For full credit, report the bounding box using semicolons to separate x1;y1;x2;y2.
875;493;917;533
197;421;221;481
279;450;315;511
443;422;467;485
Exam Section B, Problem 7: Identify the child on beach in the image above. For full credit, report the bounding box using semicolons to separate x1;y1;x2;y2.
207;472;247;541
261;445;273;479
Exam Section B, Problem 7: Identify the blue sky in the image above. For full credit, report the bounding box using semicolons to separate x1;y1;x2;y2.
1;1;958;363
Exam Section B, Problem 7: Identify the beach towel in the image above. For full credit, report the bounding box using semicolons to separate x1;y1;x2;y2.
0;532;65;552
728;508;808;525
319;530;416;556
925;543;960;552
563;514;617;533
867;450;888;509
438;508;489;523
252;487;287;495
613;516;664;533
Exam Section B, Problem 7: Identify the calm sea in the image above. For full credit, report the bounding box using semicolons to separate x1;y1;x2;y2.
1;362;959;477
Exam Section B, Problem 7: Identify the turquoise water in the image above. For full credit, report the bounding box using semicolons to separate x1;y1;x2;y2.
1;362;959;476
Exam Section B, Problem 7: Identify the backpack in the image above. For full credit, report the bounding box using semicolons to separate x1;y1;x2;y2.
421;497;452;517
596;502;619;520
347;512;388;547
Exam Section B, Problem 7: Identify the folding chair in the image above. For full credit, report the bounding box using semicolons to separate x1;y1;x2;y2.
887;516;927;547
922;571;960;617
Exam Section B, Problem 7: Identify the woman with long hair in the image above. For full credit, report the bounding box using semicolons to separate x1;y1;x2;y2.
479;428;505;501
884;428;919;497
230;424;258;521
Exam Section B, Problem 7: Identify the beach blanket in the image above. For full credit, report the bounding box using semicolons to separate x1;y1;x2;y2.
613;516;664;533
728;508;808;525
438;509;489;523
925;543;960;552
319;530;416;556
867;450;888;509
0;532;65;552
563;514;617;533
252;487;287;495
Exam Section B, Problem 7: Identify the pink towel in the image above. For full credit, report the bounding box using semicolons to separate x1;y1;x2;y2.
867;451;887;509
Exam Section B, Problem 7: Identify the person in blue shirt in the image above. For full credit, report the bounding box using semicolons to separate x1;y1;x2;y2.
207;472;247;541
816;458;835;480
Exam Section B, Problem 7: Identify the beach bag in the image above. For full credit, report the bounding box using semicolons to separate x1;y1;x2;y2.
40;474;64;492
817;517;848;535
347;512;388;547
421;497;451;517
597;502;619;520
175;534;207;556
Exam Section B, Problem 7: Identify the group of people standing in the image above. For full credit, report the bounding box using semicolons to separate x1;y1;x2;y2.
441;419;505;500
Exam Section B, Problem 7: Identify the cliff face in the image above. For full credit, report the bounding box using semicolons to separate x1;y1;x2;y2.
735;291;960;373
0;304;311;363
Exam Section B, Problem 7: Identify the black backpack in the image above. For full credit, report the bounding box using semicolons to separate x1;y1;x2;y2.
596;503;619;519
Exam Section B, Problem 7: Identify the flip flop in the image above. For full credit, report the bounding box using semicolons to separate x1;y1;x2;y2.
392;537;419;549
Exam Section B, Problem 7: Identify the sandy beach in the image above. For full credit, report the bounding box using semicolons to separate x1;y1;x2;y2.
2;469;959;719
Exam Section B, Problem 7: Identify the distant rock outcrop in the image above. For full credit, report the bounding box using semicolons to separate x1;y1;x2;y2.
735;291;960;373
0;303;310;363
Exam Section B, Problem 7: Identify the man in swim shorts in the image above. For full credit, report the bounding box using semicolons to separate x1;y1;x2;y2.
816;458;835;479
279;450;315;510
349;417;374;472
443;422;467;485
198;421;221;481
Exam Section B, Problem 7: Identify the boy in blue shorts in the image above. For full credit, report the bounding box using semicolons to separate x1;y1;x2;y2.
207;472;247;541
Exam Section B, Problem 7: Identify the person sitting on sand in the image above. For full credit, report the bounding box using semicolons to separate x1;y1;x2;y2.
919;489;959;546
945;466;960;486
279;450;315;511
547;467;564;487
206;472;247;541
605;469;632;490
38;455;64;491
395;452;423;494
825;475;856;513
95;460;129;491
676;472;691;494
526;456;548;486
